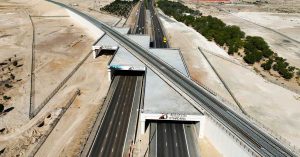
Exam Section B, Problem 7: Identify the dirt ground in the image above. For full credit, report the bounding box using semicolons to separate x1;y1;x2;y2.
158;7;300;151
199;137;222;157
0;0;119;156
58;0;122;26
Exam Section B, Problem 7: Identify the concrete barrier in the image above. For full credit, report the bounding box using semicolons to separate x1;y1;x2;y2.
66;9;104;40
204;114;259;157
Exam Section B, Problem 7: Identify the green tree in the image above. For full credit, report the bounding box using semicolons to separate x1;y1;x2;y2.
261;59;273;70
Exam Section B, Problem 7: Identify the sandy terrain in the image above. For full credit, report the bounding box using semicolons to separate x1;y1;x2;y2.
0;1;34;129
57;0;122;26
199;137;222;157
35;55;111;157
158;8;300;150
0;0;119;156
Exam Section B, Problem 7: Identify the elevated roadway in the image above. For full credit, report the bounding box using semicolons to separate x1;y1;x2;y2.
47;1;298;156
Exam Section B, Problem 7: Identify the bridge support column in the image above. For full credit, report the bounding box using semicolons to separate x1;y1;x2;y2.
108;69;112;82
199;116;206;138
140;120;146;134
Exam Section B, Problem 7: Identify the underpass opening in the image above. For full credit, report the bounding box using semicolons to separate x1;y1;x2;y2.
145;120;200;135
92;45;118;58
140;112;204;138
108;65;146;81
146;120;198;130
147;120;202;157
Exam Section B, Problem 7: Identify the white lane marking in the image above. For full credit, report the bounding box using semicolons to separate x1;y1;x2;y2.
183;124;191;157
97;76;129;157
121;76;139;156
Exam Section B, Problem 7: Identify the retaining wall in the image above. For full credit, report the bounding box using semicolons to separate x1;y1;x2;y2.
203;115;258;157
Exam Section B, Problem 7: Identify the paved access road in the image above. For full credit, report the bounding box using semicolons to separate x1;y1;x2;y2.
88;75;139;157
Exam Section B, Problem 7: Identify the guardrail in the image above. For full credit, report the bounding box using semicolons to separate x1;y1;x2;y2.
46;1;299;156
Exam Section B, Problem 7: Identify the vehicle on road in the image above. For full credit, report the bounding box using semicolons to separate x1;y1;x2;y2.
163;37;167;43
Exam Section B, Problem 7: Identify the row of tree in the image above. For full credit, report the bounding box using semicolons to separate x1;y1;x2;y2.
101;0;138;17
157;0;298;80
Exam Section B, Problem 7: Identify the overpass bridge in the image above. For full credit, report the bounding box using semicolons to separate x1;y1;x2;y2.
47;1;298;157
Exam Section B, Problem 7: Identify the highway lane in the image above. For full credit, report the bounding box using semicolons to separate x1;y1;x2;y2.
157;123;190;157
135;0;145;34
148;0;168;48
87;75;138;157
47;1;298;156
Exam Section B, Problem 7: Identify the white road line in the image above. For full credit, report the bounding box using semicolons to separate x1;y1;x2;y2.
183;124;191;157
121;76;138;156
97;76;128;157
87;76;121;157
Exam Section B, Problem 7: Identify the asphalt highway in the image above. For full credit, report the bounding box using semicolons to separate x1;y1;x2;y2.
135;0;145;34
157;123;190;157
148;0;168;48
87;76;138;157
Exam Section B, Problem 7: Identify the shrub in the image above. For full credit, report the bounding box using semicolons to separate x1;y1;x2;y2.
0;104;4;112
12;60;18;66
3;96;11;100
243;50;263;64
101;0;138;17
261;59;273;70
10;74;15;80
4;84;12;88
